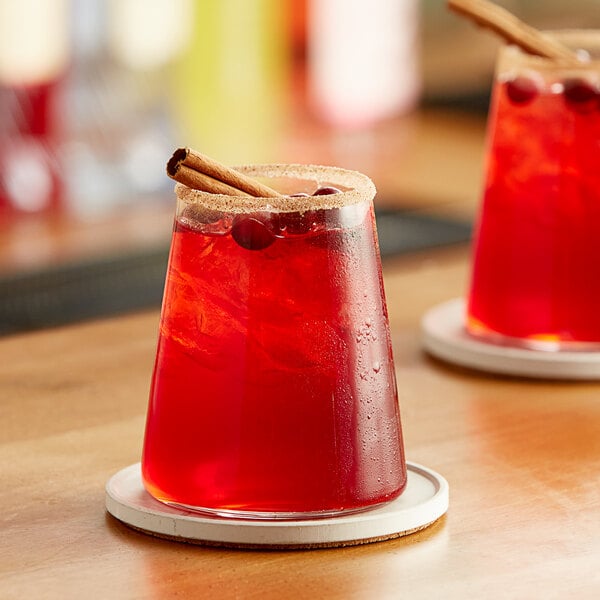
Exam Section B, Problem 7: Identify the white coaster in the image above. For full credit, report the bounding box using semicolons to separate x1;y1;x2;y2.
422;298;600;380
105;462;448;549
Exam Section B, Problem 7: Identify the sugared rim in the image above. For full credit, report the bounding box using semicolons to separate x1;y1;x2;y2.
501;30;600;71
175;163;376;213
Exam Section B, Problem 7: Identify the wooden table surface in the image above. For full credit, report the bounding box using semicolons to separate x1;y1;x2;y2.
2;241;600;599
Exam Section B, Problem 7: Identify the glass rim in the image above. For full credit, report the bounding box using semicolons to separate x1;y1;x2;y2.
175;163;377;213
499;29;600;72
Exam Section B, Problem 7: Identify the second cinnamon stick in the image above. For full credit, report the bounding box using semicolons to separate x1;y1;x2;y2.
447;0;580;63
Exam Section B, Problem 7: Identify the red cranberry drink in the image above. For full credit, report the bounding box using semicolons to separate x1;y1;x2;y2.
142;164;407;519
467;31;600;349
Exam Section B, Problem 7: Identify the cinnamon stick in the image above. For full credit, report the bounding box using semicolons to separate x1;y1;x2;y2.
447;0;581;63
166;147;280;197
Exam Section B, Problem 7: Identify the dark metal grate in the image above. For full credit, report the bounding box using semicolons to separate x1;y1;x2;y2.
0;247;169;335
375;209;472;257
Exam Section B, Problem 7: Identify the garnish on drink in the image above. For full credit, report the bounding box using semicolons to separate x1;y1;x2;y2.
142;150;407;518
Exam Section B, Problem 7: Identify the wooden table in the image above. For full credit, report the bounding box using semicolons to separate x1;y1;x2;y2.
2;242;600;599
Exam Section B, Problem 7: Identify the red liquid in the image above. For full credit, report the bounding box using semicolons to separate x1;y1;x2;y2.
142;205;406;515
468;77;600;345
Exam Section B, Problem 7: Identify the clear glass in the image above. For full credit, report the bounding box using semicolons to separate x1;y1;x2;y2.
141;164;407;520
467;31;600;351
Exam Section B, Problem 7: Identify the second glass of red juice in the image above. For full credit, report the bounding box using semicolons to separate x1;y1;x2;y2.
467;31;600;350
142;164;407;519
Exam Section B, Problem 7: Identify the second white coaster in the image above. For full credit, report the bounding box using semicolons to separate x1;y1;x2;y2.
422;298;600;380
105;462;448;549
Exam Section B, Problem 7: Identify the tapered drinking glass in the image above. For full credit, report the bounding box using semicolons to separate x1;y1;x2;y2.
467;31;600;350
142;164;407;519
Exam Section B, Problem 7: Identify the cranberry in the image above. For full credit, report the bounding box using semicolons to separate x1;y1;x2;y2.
231;215;275;250
273;190;333;236
277;210;327;236
505;76;539;104
284;193;311;233
313;186;342;196
562;79;599;113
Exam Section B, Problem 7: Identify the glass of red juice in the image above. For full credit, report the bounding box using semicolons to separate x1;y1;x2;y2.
142;164;407;519
467;31;600;350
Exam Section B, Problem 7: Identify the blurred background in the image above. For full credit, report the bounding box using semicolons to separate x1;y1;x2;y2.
1;0;599;334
